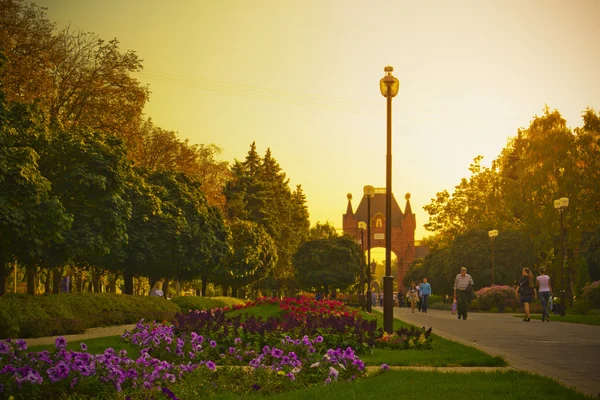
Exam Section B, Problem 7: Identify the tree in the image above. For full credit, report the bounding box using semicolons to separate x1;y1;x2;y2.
214;219;277;297
308;221;338;240
1;0;149;147
294;235;361;297
0;96;70;295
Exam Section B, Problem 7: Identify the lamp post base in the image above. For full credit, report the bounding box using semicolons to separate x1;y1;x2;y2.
383;276;394;333
366;289;372;313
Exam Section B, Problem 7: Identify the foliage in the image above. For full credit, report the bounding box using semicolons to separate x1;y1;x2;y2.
422;107;600;305
170;296;247;312
294;235;362;295
0;293;179;338
474;285;517;311
224;142;310;293
581;281;600;309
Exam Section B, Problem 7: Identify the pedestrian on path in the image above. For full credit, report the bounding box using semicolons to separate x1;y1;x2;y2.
517;267;537;322
536;267;552;322
419;277;432;313
406;282;419;313
416;283;422;311
454;267;474;320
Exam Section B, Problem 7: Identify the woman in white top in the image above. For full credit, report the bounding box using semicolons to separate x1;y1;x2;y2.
536;268;552;322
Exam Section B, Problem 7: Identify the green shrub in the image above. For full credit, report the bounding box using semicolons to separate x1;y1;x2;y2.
0;293;180;339
582;281;600;309
569;299;591;315
210;296;248;308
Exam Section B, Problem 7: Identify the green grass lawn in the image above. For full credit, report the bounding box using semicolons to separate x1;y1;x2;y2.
357;309;506;366
205;370;592;400
27;335;140;359
225;304;282;320
513;314;600;326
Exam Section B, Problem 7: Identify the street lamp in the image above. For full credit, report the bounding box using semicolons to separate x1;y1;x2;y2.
380;66;399;334
358;221;367;310
554;197;569;317
364;185;375;312
488;230;498;285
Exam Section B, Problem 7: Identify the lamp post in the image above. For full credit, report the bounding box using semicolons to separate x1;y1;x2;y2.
364;185;375;312
358;221;367;310
488;230;498;285
554;197;569;317
380;65;399;334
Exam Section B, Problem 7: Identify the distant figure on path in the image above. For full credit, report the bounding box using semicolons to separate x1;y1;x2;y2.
536;267;552;322
149;281;164;297
379;292;384;307
419;277;432;313
454;267;474;320
416;283;422;311
406;282;419;313
517;267;537;322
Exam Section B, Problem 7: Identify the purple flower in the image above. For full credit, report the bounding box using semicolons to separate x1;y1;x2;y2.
209;340;217;348
381;363;390;370
252;383;262;390
55;337;67;349
315;336;324;343
80;342;88;351
15;339;27;351
0;342;9;354
161;387;179;400
271;348;284;358
205;361;216;371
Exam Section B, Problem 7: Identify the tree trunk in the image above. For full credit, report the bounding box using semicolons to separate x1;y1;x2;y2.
52;266;64;294
163;279;169;299
43;270;51;293
222;285;228;297
27;267;36;295
201;277;208;297
231;287;238;298
0;267;8;296
123;270;134;295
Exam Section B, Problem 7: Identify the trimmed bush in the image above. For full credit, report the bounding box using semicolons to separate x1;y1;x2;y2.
0;293;180;339
210;296;247;308
475;286;516;311
170;296;222;311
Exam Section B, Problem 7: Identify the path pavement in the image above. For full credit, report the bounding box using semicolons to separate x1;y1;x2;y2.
375;306;600;398
24;324;136;347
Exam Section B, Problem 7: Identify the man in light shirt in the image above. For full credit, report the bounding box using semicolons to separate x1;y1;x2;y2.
453;267;474;320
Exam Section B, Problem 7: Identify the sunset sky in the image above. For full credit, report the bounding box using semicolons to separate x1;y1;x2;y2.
37;0;600;245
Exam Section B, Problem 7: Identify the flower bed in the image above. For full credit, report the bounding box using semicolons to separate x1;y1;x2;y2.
1;325;366;399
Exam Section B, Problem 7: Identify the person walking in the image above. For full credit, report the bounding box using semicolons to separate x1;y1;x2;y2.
419;277;432;313
536;267;553;322
416;283;422;312
517;267;537;322
454;267;474;320
406;282;419;313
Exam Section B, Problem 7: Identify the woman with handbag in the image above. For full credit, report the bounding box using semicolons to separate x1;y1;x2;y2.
516;267;537;321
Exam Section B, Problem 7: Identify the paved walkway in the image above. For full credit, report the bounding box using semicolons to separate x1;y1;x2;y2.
375;306;600;398
24;324;136;347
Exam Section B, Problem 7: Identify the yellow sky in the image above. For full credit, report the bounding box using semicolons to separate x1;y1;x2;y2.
36;0;600;241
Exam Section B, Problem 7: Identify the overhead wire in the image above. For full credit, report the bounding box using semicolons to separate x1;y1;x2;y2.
136;70;525;130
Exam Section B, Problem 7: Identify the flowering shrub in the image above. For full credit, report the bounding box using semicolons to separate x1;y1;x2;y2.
475;285;516;311
582;281;600;309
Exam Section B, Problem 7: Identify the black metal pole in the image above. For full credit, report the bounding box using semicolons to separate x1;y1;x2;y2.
383;87;394;334
491;239;495;286
560;210;566;317
360;228;365;310
366;197;372;312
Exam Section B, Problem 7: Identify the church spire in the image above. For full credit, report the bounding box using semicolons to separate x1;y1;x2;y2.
404;192;414;220
345;193;354;215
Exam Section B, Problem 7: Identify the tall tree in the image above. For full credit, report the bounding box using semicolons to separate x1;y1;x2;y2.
294;235;361;297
